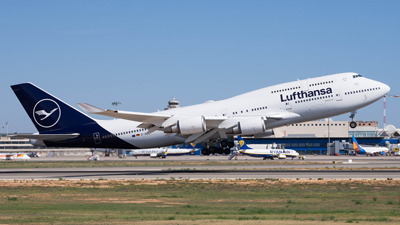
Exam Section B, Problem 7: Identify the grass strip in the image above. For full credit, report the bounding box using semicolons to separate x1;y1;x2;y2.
0;179;400;224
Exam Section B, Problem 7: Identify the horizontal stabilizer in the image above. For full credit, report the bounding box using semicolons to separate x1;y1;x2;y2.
10;133;80;142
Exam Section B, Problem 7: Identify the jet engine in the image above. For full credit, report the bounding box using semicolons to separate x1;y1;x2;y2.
226;117;265;135
278;153;287;159
164;116;206;135
253;129;275;138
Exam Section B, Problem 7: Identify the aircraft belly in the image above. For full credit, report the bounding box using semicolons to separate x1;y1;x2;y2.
124;132;186;149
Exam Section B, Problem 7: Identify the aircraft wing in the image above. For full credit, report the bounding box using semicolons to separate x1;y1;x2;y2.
79;103;299;126
9;133;80;142
78;103;171;125
78;103;300;144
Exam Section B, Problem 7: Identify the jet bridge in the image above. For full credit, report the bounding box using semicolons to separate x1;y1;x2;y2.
327;140;354;155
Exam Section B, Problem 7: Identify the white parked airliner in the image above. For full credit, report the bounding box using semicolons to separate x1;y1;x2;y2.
11;72;390;154
237;136;299;160
352;135;389;156
128;147;199;158
0;153;30;161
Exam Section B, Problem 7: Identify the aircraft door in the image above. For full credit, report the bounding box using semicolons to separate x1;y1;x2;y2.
301;79;309;91
93;132;101;144
285;101;292;110
335;89;342;101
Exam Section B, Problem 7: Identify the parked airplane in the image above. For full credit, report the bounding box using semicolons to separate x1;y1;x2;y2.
11;72;390;153
128;147;199;158
236;136;299;160
352;135;389;156
87;155;100;161
0;153;30;161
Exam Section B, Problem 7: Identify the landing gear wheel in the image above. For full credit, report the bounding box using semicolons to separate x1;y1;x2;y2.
210;147;217;154
221;140;228;148
201;148;210;155
227;142;235;148
349;111;357;129
223;148;230;155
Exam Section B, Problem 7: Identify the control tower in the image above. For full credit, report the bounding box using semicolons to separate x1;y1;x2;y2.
164;97;180;110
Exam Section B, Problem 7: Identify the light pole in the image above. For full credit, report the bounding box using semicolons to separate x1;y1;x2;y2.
112;102;121;111
383;95;399;137
326;118;330;155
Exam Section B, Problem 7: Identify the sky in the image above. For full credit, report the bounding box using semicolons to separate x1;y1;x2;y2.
1;0;399;133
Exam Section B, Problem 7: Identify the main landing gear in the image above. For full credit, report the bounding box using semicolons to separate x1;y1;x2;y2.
201;139;234;156
349;111;357;129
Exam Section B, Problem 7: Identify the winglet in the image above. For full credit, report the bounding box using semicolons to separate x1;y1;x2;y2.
78;103;107;114
237;136;252;150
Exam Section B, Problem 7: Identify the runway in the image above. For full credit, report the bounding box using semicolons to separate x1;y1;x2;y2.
26;154;400;163
2;167;400;180
1;155;399;180
1;168;400;180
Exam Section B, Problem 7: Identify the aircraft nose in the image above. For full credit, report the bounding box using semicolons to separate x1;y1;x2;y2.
382;83;390;95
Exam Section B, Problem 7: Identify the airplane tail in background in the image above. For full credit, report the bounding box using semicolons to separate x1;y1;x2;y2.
352;135;362;153
237;136;252;150
11;83;95;133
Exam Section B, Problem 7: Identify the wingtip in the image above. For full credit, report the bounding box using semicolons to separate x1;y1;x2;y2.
78;103;104;114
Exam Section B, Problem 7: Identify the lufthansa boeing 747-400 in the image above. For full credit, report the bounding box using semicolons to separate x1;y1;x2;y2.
11;72;390;154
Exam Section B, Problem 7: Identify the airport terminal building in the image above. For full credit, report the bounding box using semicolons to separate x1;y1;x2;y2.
248;119;398;155
0;135;91;156
273;119;380;138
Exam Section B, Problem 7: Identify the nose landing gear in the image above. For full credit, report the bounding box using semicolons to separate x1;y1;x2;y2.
349;111;357;129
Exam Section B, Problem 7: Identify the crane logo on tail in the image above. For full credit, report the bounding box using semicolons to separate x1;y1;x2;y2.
35;108;58;120
33;99;61;128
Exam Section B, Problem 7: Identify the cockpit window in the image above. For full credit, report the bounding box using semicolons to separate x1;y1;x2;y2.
353;74;363;78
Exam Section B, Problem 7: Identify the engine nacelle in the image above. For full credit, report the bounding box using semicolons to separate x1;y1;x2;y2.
226;117;266;135
150;153;159;158
164;116;206;135
30;139;47;147
278;153;287;159
253;129;275;138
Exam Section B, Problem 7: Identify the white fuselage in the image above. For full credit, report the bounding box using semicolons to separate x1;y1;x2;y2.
240;148;299;158
128;148;197;157
91;72;389;149
360;146;389;155
0;153;30;160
